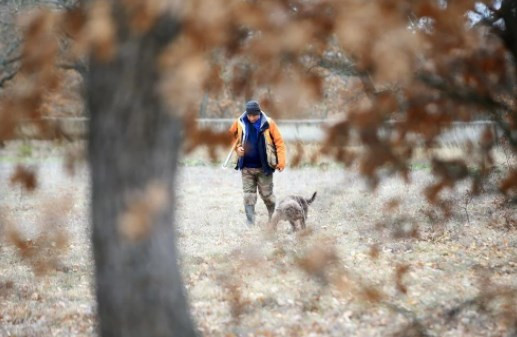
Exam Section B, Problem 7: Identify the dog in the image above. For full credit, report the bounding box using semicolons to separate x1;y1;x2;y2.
269;192;317;232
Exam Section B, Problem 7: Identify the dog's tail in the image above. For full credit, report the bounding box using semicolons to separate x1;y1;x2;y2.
306;191;317;204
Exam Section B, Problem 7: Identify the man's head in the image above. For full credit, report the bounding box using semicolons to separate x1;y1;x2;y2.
245;100;261;123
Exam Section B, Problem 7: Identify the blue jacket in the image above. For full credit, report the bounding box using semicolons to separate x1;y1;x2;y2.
237;112;275;175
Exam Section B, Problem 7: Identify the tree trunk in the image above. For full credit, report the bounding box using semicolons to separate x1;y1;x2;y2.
499;0;517;83
86;14;198;337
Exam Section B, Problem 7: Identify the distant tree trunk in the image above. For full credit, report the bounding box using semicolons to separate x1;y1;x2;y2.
199;93;209;118
86;13;198;337
500;0;517;69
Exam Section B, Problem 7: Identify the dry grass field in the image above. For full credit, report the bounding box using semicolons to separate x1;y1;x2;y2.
0;141;516;337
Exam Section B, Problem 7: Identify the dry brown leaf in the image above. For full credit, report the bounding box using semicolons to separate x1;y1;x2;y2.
395;264;410;294
359;285;385;303
296;245;338;283
87;1;117;62
10;165;37;191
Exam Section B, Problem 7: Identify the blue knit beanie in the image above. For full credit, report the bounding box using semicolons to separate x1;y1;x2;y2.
245;100;261;115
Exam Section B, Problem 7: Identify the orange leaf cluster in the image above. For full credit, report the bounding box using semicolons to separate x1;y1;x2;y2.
118;182;169;241
2;197;71;276
9;165;37;191
296;245;338;284
394;264;410;294
182;112;233;160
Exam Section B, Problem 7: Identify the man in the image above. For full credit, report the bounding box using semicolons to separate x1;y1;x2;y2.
225;100;286;226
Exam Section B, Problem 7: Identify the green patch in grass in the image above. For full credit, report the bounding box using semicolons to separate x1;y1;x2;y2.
179;158;209;166
18;142;33;158
410;162;432;171
179;158;226;167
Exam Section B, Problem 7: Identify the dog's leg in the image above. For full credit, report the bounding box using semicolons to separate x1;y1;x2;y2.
289;220;297;232
269;211;281;232
300;217;306;230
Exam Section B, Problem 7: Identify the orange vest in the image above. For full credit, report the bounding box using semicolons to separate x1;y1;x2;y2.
224;112;286;171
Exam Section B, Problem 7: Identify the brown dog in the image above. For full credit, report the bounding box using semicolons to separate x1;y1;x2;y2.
269;192;317;232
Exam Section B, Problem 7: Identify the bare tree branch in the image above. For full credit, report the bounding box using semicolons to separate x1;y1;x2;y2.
383;302;432;337
418;72;517;149
317;54;364;77
0;54;21;67
0;70;17;88
445;288;517;323
57;61;87;76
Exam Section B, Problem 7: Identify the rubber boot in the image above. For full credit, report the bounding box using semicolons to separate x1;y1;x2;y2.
266;203;276;221
244;205;255;226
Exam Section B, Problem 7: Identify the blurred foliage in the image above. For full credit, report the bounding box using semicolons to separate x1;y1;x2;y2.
0;1;515;205
0;0;516;336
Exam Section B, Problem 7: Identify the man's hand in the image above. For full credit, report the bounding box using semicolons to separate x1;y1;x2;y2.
236;146;245;157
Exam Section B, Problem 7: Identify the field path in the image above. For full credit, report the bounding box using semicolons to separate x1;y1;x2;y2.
1;160;516;336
